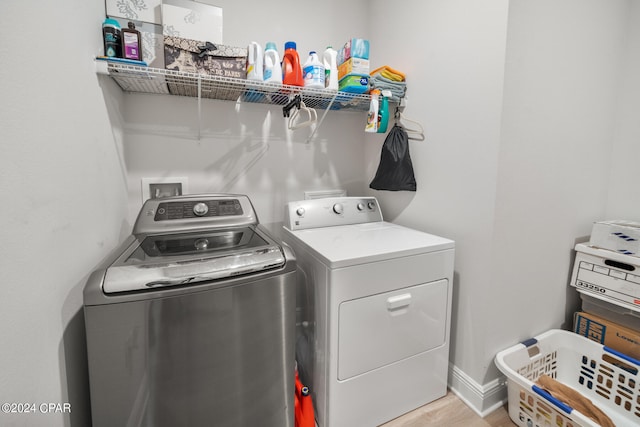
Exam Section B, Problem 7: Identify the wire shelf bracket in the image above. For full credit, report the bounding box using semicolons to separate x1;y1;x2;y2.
96;61;373;140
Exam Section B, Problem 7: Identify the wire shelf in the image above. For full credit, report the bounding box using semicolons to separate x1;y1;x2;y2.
103;62;372;113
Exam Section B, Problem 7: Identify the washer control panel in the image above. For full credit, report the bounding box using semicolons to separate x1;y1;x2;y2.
154;199;242;221
133;194;257;235
284;197;383;230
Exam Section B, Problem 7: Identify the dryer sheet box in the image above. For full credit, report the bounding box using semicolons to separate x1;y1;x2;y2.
591;220;640;256
574;311;640;360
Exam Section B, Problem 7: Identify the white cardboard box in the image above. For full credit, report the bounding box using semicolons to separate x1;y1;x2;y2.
570;242;640;311
591;220;640;256
106;0;162;25
161;0;223;44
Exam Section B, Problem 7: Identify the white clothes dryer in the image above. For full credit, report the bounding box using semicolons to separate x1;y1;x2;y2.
283;196;455;427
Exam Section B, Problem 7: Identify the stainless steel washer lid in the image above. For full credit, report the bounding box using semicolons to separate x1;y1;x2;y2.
100;194;286;294
103;226;285;293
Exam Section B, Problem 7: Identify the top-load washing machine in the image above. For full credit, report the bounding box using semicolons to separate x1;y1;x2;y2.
282;196;455;427
84;194;296;427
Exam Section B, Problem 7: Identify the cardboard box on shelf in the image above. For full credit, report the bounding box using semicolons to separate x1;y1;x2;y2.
338;74;369;94
161;0;227;87
106;0;162;25
164;36;246;78
338;57;370;80
161;0;222;44
574;311;640;360
163;36;247;100
338;38;369;65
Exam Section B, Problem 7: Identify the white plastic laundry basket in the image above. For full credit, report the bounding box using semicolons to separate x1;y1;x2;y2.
495;329;640;427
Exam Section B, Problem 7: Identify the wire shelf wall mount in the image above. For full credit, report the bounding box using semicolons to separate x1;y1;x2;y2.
96;61;372;111
96;60;374;141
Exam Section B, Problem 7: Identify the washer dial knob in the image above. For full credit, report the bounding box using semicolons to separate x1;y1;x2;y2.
333;203;344;215
367;201;376;210
193;202;209;216
357;203;365;211
296;207;305;217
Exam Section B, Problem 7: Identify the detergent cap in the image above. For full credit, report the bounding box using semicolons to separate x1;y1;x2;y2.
285;41;297;50
266;42;277;51
103;18;121;28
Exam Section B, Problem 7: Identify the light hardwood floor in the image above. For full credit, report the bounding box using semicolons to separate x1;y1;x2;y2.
381;391;517;427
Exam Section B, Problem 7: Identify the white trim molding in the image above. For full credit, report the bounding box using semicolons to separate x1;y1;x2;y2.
448;363;508;417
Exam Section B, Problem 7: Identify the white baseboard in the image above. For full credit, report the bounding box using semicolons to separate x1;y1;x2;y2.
448;363;508;417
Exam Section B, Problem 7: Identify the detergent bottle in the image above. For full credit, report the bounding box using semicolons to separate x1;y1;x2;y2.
246;41;263;81
263;42;282;84
303;51;325;89
282;41;304;86
365;89;380;133
377;91;390;133
102;18;122;58
323;46;339;91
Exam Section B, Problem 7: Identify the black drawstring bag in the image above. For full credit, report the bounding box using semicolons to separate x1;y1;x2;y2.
369;125;417;191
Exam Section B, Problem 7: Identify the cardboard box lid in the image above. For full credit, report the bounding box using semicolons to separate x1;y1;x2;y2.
164;36;246;58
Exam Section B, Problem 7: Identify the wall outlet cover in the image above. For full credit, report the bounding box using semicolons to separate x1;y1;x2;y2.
141;177;188;202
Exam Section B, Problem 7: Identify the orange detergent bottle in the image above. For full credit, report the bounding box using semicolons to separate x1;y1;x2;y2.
282;41;304;86
294;369;315;427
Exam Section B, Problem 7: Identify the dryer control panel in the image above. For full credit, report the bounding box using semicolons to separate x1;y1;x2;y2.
284;197;383;230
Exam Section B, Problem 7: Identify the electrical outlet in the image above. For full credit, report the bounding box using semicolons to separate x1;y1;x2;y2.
141;177;188;202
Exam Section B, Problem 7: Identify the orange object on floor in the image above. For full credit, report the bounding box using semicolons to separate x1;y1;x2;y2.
295;371;315;427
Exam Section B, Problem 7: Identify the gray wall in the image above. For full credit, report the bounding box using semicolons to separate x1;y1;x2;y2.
2;1;640;425
119;0;372;225
0;1;128;426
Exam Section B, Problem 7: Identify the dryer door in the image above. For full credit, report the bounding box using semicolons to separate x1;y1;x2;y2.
337;279;448;380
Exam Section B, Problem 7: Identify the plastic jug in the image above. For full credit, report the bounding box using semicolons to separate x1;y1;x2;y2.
246;41;263;81
323;46;339;91
282;41;304;86
303;51;325;89
263;42;282;84
294;368;315;427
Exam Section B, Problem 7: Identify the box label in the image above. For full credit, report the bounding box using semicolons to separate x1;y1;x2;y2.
576;314;606;344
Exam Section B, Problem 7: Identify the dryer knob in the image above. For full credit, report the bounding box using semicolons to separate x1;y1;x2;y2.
357;203;365;211
193;202;209;216
296;207;305;217
333;203;344;215
367;201;376;210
